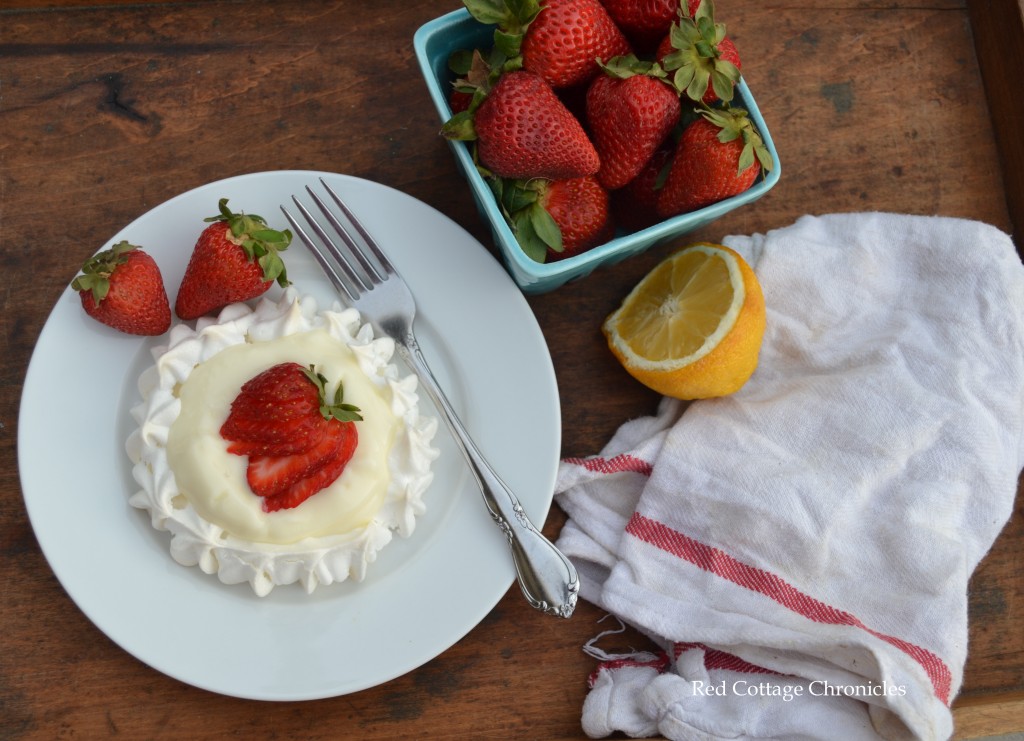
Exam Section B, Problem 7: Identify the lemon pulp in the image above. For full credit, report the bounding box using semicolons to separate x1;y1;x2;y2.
604;243;766;399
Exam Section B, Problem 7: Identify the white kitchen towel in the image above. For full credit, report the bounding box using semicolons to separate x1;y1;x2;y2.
555;213;1024;741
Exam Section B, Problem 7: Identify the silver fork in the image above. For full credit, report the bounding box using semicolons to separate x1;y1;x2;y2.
281;179;579;618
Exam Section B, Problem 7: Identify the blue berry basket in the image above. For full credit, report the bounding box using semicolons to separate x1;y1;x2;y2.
413;7;781;294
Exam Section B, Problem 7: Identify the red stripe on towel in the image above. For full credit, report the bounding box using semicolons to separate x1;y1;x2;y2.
675;642;781;676
626;513;953;703
564;453;653;477
587;651;671;688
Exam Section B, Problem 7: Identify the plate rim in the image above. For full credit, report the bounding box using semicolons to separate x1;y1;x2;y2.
17;169;562;701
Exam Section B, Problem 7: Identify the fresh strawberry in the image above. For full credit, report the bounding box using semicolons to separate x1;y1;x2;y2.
461;0;631;90
447;70;599;180
220;362;328;456
72;240;171;336
541;176;614;260
449;88;473;114
174;198;292;320
520;0;632;88
221;362;364;512
656;106;773;217
611;143;674;231
262;434;357;513
497;175;612;261
586;56;680;190
657;0;741;104
247;421;355;498
601;0;701;51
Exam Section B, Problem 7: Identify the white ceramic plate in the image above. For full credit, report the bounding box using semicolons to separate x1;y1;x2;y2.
18;170;561;701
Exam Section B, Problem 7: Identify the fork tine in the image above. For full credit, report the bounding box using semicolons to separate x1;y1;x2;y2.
318;177;397;278
303;185;385;286
293;195;374;292
280;199;365;301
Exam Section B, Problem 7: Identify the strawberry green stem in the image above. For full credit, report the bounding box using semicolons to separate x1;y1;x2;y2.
204;198;292;287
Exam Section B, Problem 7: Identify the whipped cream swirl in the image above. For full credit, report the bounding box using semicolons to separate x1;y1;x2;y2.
125;289;439;596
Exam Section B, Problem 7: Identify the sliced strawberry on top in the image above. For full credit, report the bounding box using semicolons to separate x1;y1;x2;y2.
261;428;359;513
220;362;328;457
246;421;356;498
224;415;327;457
221;362;364;512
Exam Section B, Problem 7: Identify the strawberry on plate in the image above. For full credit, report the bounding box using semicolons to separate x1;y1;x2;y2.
220;361;331;456
221;362;363;512
72;240;171;336
175;198;292;320
248;422;357;500
586;55;681;190
656;106;774;217
446;70;599;181
261;431;359;513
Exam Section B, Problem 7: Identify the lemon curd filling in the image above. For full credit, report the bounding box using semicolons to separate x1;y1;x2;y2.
167;328;396;545
127;289;439;596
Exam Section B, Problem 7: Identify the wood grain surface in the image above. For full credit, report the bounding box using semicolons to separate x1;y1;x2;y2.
1;0;1021;738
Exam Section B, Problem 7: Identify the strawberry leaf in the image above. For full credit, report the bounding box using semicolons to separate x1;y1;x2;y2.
258;252;288;285
463;0;539;61
662;0;738;103
599;54;661;80
700;105;774;174
511;209;549;263
502;179;541;212
672;64;696;94
710;61;740;102
737;140;755;172
448;49;476;75
462;0;512;25
753;140;775;171
302;365;364;422
685;72;709;103
487;174;505;204
694;39;715;58
204;198;293;287
71;240;140;303
494;29;522;58
441;110;477;140
528;202;562;252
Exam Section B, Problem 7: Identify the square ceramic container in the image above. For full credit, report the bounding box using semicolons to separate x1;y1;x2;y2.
413;7;781;294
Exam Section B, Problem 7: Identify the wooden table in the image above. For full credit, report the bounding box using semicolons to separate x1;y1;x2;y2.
2;0;1022;738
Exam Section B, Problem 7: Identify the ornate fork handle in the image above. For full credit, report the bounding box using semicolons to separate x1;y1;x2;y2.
282;182;578;618
391;324;579;618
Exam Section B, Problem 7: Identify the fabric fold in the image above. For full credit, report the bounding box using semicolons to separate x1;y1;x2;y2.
556;213;1024;741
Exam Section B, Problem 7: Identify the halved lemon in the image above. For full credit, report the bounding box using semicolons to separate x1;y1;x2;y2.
603;243;766;399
